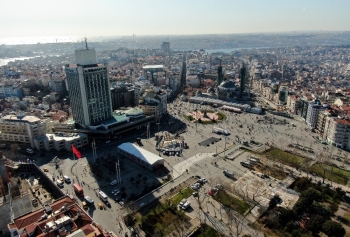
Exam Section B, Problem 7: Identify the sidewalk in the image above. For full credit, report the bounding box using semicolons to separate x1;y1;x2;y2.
133;172;195;206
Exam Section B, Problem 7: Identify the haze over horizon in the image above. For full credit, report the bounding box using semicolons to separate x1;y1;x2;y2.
1;0;349;44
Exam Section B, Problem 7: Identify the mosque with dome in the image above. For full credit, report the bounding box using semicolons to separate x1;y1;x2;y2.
196;60;249;101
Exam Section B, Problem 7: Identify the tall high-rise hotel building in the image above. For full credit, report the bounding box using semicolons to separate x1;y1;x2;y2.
65;47;113;128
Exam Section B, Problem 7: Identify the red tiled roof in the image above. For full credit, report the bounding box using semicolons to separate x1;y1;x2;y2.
341;106;350;111
81;224;102;236
337;119;350;125
13;196;76;230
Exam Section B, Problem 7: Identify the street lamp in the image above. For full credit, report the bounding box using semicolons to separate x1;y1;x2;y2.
156;122;160;135
224;136;227;158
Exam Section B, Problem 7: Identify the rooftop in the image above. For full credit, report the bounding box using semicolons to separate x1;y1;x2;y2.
1;115;41;123
336;119;350;125
118;142;164;165
125;108;143;116
142;65;164;70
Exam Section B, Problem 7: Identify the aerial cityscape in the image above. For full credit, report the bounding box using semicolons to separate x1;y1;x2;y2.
1;1;350;237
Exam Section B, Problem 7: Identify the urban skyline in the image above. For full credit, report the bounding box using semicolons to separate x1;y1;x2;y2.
1;0;350;43
1;1;350;237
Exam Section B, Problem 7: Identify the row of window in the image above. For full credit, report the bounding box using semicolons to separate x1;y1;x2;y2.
0;135;29;142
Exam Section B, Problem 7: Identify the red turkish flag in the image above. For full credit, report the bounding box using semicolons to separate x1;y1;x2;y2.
72;145;82;159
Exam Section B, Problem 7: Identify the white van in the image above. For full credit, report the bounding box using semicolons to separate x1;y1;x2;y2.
63;175;71;183
56;180;64;187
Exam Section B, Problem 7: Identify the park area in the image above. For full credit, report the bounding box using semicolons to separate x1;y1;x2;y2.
309;162;350;185
191;224;223;237
259;148;350;186
213;189;250;215
264;148;308;169
136;203;191;236
170;187;194;204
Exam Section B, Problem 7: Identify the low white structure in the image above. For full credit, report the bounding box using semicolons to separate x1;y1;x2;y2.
33;132;88;151
117;142;164;170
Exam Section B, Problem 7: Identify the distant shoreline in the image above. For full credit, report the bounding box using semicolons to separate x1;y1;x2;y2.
205;47;269;53
0;56;37;67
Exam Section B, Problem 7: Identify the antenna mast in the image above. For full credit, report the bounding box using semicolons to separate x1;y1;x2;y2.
84;37;88;50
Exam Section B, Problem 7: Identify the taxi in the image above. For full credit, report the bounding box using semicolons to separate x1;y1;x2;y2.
98;202;103;209
43;168;49;172
82;201;88;209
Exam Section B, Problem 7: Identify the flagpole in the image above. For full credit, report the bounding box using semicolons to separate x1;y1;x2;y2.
72;145;77;180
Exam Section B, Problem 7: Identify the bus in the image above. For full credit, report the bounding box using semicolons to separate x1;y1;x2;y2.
98;191;108;202
240;161;253;169
73;183;84;196
212;127;230;135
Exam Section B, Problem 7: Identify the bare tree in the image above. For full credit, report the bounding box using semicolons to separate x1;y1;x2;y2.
125;201;138;214
300;159;312;178
10;144;19;157
172;218;185;237
225;208;243;237
194;189;209;225
250;179;265;202
318;151;332;184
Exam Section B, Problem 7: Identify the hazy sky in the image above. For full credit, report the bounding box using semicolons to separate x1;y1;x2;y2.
1;0;349;41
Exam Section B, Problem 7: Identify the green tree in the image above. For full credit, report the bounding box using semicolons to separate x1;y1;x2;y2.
322;220;345;237
300;188;322;203
284;221;296;233
279;208;295;226
305;215;325;234
293;177;312;191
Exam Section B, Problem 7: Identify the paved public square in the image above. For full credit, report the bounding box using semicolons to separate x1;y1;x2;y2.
29;97;350;236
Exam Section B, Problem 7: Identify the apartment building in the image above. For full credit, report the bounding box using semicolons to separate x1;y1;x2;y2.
0;114;46;148
154;88;168;116
278;86;288;105
0;85;23;99
325;118;350;148
110;85;135;110
287;95;300;114
138;97;160;119
316;110;334;137
306;103;327;128
8;196;117;237
49;73;66;93
134;79;153;106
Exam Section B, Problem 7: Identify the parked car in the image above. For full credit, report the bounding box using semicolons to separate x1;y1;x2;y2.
179;199;190;210
191;183;200;190
110;180;117;186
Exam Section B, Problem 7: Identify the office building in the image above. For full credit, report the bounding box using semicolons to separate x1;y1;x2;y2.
161;42;170;54
65;47;113;128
